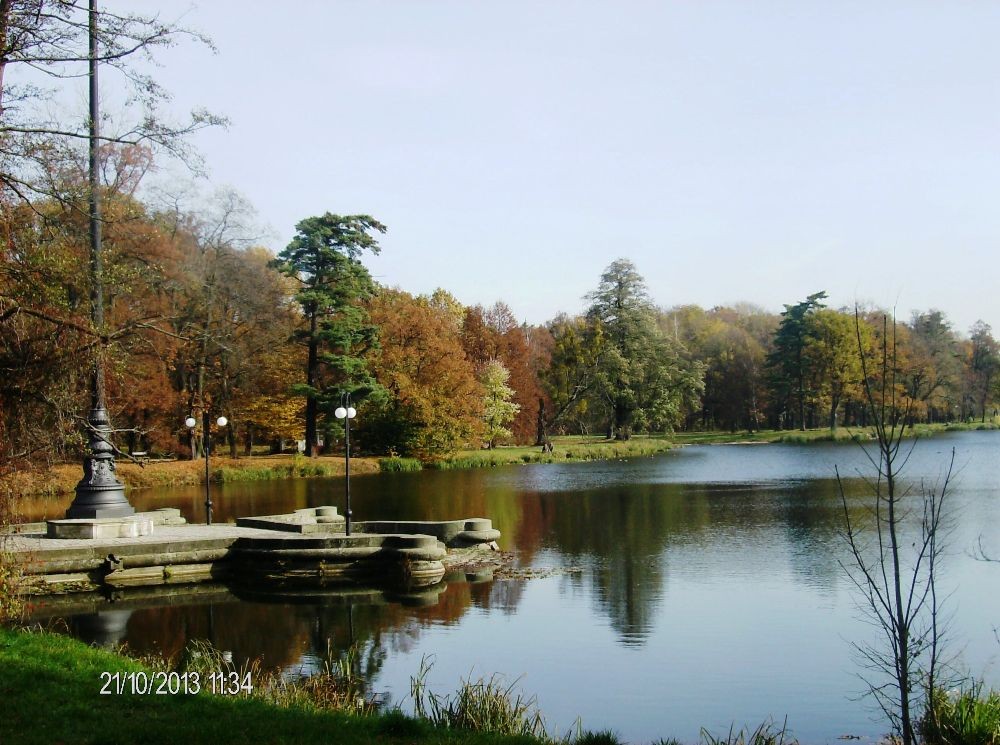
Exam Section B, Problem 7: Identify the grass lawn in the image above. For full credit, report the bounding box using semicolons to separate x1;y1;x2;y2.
0;627;546;745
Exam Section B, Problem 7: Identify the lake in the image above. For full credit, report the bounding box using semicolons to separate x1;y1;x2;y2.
31;431;1000;744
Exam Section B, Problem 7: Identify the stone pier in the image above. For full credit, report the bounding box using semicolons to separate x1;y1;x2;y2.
6;506;501;595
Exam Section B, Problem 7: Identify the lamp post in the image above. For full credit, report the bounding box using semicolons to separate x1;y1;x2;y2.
185;411;228;525
334;393;357;536
65;0;135;520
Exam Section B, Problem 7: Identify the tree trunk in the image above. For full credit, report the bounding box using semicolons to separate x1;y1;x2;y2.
534;398;546;446
305;308;319;458
0;0;12;116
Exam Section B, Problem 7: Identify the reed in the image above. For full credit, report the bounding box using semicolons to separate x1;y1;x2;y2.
410;656;549;739
700;718;795;745
379;456;424;473
921;684;1000;745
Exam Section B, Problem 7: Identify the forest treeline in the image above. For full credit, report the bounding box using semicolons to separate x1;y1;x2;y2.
1;2;997;466
2;152;999;463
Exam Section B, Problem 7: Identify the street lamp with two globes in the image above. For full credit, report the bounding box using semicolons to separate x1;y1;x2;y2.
185;412;228;525
334;394;357;536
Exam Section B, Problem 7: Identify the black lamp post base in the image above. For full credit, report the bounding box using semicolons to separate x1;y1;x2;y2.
68;460;133;518
66;417;134;519
67;475;134;518
66;502;135;520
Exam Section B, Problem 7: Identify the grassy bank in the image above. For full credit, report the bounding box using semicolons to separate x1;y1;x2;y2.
4;423;996;501
0;627;551;745
0;437;675;500
432;436;675;470
672;421;999;446
921;683;1000;745
2;453;382;501
0;627;813;745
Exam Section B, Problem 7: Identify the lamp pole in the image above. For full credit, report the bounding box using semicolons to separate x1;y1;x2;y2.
186;412;227;525
334;393;357;536
65;0;134;520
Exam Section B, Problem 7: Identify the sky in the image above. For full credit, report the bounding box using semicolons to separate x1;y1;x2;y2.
97;1;1000;333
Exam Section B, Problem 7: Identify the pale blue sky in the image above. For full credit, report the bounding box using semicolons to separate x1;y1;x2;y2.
118;1;1000;332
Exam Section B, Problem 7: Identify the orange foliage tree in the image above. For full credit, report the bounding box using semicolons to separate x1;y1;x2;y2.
461;302;545;444
364;288;482;457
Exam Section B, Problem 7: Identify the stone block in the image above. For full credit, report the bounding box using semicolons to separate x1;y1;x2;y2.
47;516;154;540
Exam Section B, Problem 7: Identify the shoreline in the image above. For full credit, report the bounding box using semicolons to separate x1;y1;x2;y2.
4;423;996;506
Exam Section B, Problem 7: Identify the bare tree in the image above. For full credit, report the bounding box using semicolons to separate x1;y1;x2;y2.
0;0;225;205
838;312;953;745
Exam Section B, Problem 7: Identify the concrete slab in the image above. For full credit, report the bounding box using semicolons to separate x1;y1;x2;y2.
236;505;345;533
47;515;154;539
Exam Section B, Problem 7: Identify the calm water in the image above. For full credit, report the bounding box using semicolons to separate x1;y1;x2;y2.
29;431;1000;744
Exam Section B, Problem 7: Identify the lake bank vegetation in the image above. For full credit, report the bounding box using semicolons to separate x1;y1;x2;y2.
8;422;995;501
4;205;1000;499
4;626;997;745
4;191;998;475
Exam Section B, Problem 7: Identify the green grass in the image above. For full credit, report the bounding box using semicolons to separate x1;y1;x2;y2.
432;436;673;470
943;421;1000;432
672;421;999;447
379;457;424;473
213;456;347;483
0;627;551;745
571;731;626;745
411;657;547;739
921;684;1000;745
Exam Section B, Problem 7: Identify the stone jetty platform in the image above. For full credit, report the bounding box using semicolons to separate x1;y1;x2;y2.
6;506;500;595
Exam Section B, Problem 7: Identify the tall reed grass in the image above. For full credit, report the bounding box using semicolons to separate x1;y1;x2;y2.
410;656;548;739
921;684;1000;745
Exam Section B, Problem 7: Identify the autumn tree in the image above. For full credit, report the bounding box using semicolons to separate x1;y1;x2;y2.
540;314;601;437
0;0;221;476
459;301;542;444
206;244;299;457
481;359;519;449
967;320;999;422
364;288;482;456
803;308;870;431
659;304;775;432
272;213;385;457
0;149;192;460
906;310;962;423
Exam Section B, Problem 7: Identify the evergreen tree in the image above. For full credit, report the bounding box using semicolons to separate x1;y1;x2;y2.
766;291;827;429
586;259;703;440
272;213;385;456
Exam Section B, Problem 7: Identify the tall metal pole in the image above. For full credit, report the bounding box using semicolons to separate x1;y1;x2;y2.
344;394;352;536
66;0;133;519
203;410;213;525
